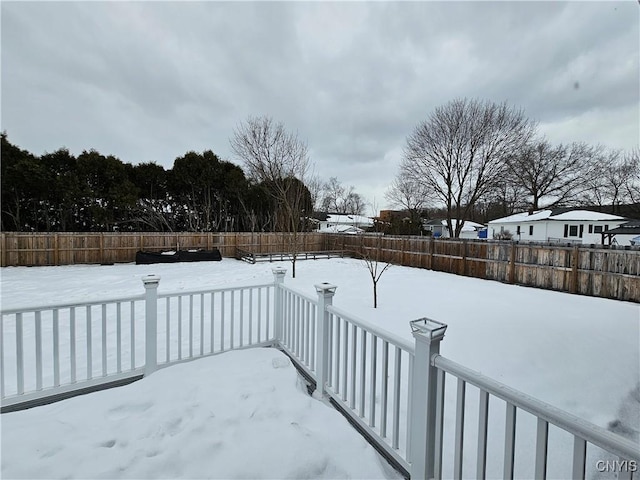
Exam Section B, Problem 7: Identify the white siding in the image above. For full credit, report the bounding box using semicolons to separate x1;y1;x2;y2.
488;219;626;244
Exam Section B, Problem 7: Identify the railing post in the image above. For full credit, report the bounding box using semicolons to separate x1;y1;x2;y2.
409;318;448;480
314;282;337;398
272;267;287;343
142;274;160;376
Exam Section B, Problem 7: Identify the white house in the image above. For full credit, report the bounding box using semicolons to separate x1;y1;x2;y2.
422;219;487;239
487;209;628;244
317;214;374;234
317;224;365;234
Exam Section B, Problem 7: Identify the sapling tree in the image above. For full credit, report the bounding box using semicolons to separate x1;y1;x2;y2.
361;233;391;308
360;200;391;308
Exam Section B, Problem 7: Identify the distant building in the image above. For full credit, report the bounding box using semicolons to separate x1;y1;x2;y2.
378;210;404;223
487;209;628;244
317;224;365;234
422;219;486;239
601;220;640;246
317;214;374;234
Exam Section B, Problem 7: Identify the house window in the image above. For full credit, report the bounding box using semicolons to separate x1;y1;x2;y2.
588;225;593;234
569;225;578;237
516;225;521;235
564;224;568;237
594;225;603;234
605;225;609;231
529;225;534;235
579;225;584;238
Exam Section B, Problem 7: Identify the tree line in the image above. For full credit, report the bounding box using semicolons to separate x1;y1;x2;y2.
1;131;343;233
1;132;274;232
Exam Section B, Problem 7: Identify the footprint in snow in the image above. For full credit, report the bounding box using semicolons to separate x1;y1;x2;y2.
272;357;291;369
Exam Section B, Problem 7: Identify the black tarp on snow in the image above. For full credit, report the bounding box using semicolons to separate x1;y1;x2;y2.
135;249;222;265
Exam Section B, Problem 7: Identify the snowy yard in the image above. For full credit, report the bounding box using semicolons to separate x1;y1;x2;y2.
1;258;638;478
1;347;399;479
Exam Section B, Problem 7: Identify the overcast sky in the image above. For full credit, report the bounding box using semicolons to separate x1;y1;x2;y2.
2;1;638;213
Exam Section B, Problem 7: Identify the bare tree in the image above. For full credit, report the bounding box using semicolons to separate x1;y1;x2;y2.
319;177;367;215
581;147;640;213
506;140;598;210
361;236;391;308
385;170;432;231
360;200;391;308
401;98;534;237
582;148;636;211
306;174;324;213
342;186;367;215
320;177;345;212
230;116;312;277
624;148;640;207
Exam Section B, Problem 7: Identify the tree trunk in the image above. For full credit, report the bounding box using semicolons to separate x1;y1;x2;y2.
373;280;378;308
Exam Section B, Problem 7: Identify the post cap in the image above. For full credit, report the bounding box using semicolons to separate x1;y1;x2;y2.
272;267;287;275
314;282;337;294
410;318;447;341
142;274;161;286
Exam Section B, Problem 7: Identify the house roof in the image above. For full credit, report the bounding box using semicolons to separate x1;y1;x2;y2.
424;219;485;231
318;224;364;234
603;220;640;235
489;209;627;224
324;214;374;226
310;212;329;221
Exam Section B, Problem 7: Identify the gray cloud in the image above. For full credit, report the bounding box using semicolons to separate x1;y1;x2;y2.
2;1;638;212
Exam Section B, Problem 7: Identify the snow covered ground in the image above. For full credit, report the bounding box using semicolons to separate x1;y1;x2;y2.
1;258;639;478
1;347;400;479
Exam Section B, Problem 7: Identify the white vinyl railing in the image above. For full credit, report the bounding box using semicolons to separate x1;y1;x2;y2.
1;295;145;404
278;282;318;377
324;304;415;472
1;277;275;409
2;268;638;479
274;277;638;479
157;283;274;366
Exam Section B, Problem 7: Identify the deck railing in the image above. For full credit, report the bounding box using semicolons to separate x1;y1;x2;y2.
1;268;638;479
276;276;639;479
278;277;319;377
1;277;274;410
156;282;274;367
324;302;415;472
1;294;145;406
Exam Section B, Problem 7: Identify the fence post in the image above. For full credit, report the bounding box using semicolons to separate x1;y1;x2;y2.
314;282;337;397
142;274;160;376
570;245;579;294
409;318;448;480
508;242;517;283
272;267;287;342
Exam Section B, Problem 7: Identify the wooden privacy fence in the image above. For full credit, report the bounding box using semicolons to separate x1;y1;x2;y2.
324;234;640;303
2;232;639;302
0;232;327;267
